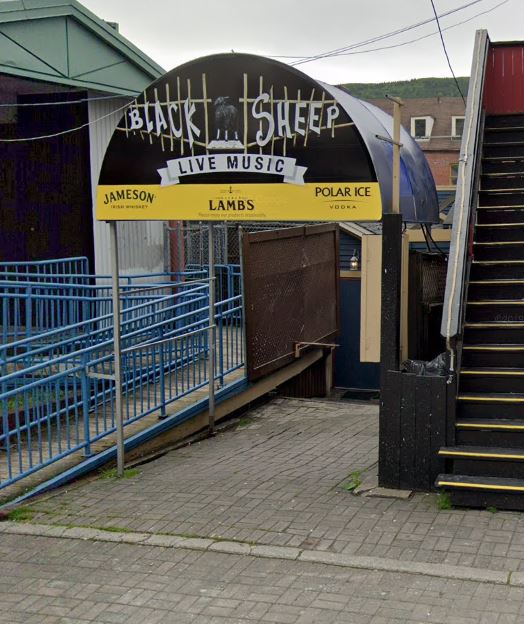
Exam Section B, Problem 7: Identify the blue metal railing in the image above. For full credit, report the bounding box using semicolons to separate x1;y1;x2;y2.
0;257;89;284
0;276;244;489
0;270;209;343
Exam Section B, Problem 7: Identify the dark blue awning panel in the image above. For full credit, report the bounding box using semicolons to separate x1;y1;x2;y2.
322;84;439;224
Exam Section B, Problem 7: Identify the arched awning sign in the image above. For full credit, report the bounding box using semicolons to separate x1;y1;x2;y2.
96;53;382;222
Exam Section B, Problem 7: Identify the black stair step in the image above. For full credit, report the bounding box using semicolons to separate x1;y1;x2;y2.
475;224;524;242
478;189;524;208
483;154;524;161
470;260;524;279
482;159;524;175
457;418;524;430
456;419;524;447
481;176;524;191
465;300;524;323
462;344;524;368
468;279;524;299
485;125;524;132
479;187;524;193
464;324;524;346
439;446;524;478
437;473;524;490
484;141;524;147
485;115;524;129
473;241;524;261
484;143;524;158
484;132;524;144
457;391;524;418
483;171;524;177
436;473;524;510
439;445;524;459
477;208;524;224
458;392;524;403
478;192;524;207
460;366;524;391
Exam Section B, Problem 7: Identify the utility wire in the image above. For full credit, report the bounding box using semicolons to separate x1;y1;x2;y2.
0;100;131;142
287;0;508;60
289;0;486;66
429;0;467;104
0;93;136;108
1;0;506;113
0;0;505;139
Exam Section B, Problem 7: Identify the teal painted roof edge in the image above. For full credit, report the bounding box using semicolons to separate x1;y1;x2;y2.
0;0;164;92
0;65;142;96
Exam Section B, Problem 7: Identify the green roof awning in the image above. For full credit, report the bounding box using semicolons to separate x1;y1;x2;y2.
0;0;164;95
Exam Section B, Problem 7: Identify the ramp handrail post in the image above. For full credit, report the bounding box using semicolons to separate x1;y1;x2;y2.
158;326;167;418
208;223;216;434
109;221;125;477
81;351;92;457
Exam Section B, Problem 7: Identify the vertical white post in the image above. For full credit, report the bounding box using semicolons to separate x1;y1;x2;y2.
208;223;216;434
392;98;402;215
109;221;125;477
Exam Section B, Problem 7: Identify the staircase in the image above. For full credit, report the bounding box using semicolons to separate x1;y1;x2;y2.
437;114;524;510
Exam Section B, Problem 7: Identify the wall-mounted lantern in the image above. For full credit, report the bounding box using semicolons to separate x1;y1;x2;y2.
349;250;360;271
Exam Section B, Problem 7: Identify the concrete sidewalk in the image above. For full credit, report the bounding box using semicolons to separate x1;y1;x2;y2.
3;396;524;622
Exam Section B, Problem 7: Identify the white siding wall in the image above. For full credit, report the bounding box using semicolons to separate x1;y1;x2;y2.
88;96;165;278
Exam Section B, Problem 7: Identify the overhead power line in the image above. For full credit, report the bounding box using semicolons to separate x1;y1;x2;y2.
0;100;131;142
429;0;467;104
0;93;135;108
290;0;508;59
289;0;487;66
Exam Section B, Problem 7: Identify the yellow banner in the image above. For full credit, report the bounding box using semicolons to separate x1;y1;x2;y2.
96;182;382;222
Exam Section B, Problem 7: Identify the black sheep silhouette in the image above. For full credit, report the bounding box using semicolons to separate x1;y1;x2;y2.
213;96;239;142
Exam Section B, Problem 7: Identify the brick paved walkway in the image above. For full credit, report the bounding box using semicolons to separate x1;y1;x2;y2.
19;397;524;573
1;532;523;624
4;396;524;622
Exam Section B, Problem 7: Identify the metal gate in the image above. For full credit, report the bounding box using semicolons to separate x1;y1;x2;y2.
242;224;339;381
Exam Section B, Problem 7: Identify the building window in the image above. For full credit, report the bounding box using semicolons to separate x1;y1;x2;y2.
410;116;434;140
450;163;459;185
452;116;465;138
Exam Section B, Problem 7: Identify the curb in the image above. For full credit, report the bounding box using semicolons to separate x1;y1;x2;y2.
0;521;512;586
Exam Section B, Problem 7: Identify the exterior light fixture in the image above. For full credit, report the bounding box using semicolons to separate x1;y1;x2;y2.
349;250;360;271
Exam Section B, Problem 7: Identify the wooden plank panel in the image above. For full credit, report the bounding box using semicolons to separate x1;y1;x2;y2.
414;375;431;491
429;375;446;490
379;370;401;489
399;373;416;490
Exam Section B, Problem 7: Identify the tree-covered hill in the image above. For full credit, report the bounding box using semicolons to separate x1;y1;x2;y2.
339;77;469;99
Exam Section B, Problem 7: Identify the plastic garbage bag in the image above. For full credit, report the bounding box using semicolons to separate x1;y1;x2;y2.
401;352;449;377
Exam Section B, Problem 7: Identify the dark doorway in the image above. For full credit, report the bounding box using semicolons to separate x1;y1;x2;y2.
0;89;93;268
336;277;380;390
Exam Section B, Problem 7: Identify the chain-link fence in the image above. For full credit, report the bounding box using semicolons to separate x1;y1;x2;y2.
164;221;321;269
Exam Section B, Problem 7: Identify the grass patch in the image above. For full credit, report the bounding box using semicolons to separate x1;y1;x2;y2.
342;470;362;492
486;506;498;514
436;492;453;510
6;507;36;522
99;467;141;480
237;417;253;428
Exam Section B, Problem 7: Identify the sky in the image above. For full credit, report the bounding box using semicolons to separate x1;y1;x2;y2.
78;0;523;85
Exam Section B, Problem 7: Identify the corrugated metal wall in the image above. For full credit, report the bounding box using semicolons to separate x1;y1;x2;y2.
88;97;165;278
484;45;524;115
